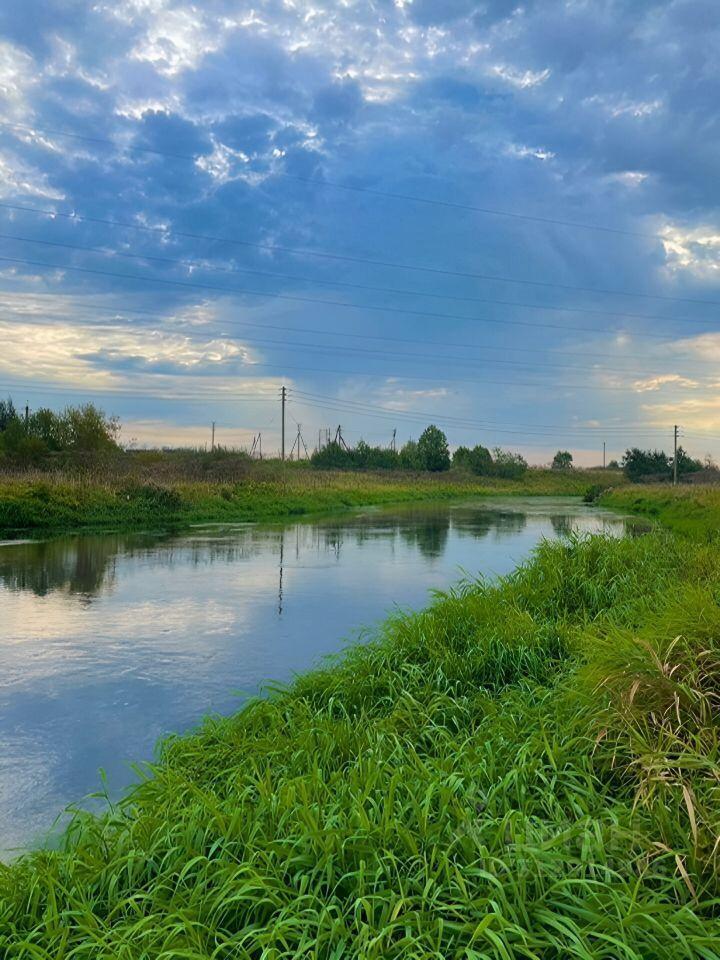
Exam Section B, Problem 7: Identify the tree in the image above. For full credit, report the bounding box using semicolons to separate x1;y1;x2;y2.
311;440;353;469
0;396;17;432
63;404;119;452
673;446;702;477
417;425;450;472
399;439;422;470
621;448;671;481
551;450;573;470
453;444;493;475
491;447;528;479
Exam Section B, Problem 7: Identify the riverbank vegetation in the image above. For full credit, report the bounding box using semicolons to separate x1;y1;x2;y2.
0;464;616;533
603;484;720;538
2;525;719;957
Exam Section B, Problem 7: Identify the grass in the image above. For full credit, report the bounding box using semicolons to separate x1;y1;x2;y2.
2;529;719;958
0;464;620;533
602;484;720;538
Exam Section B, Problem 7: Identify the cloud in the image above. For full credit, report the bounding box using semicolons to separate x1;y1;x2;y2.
0;0;720;459
0;319;258;387
660;224;720;280
632;374;700;393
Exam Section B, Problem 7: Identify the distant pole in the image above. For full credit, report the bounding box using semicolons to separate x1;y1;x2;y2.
211;421;215;452
259;432;262;460
24;404;29;430
603;441;606;469
281;386;286;461
391;428;396;452
673;424;678;486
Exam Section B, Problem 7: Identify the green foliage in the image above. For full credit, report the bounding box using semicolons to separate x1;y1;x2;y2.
622;447;671;481
416;424;450;471
399;438;421;469
552;449;573;470
1;532;719;957
310;439;401;470
675;445;703;476
622;447;703;483
0;398;119;465
491;446;528;479
452;443;493;475
0;397;16;432
583;482;607;503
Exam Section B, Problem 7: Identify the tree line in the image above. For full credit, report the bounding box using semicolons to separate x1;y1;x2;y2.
311;425;530;478
620;446;704;482
0;397;119;462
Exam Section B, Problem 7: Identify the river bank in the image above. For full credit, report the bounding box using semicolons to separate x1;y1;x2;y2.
603;483;720;538
2;505;718;956
0;466;616;533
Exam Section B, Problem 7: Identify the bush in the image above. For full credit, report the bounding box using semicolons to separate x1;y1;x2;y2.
552;450;573;470
491;447;528;479
453;444;493;475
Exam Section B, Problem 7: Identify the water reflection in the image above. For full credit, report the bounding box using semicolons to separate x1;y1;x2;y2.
0;497;631;856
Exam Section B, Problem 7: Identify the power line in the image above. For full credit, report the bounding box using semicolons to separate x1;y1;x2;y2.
291;395;670;440
0;230;713;331
290;390;670;433
4;295;719;371
0;253;695;343
1;199;718;309
0;311;706;382
0;119;687;245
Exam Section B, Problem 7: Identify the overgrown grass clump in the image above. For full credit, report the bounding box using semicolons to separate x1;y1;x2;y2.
2;531;719;958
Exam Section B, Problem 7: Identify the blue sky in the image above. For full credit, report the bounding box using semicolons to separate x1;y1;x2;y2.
0;0;719;463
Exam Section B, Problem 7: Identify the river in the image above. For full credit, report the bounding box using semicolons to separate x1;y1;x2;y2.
0;496;633;856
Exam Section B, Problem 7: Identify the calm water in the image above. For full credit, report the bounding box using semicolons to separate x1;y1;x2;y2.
0;496;632;856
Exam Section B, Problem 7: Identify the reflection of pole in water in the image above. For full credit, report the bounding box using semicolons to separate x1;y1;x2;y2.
278;533;284;617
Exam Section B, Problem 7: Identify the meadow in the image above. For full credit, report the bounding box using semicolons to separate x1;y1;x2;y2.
1;491;719;957
0;461;619;533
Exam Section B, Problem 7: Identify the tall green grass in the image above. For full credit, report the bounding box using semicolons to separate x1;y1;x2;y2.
2;531;719;958
0;467;619;533
602;484;720;538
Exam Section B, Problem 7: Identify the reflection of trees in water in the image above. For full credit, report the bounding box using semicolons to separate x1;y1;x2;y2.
451;509;527;539
0;536;122;598
0;504;540;600
550;514;574;538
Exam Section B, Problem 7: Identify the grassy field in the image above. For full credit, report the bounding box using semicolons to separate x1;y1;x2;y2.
603;483;720;538
2;520;719;957
0;465;619;533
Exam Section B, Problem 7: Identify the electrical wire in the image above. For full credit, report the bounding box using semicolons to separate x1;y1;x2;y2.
0;253;695;344
0;119;690;245
1;199;716;308
0;230;713;331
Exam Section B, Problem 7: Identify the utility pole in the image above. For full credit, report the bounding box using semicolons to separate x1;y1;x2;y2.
281;386;286;461
24;404;29;431
391;428;396;452
673;424;679;486
603;441;606;469
211;421;215;452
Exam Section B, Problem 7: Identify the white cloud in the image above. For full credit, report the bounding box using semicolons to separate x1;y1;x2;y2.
0;319;258;389
0;40;37;119
660;224;720;280
490;64;550;89
632;373;699;393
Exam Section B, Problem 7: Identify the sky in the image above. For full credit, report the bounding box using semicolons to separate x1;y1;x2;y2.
0;0;719;465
